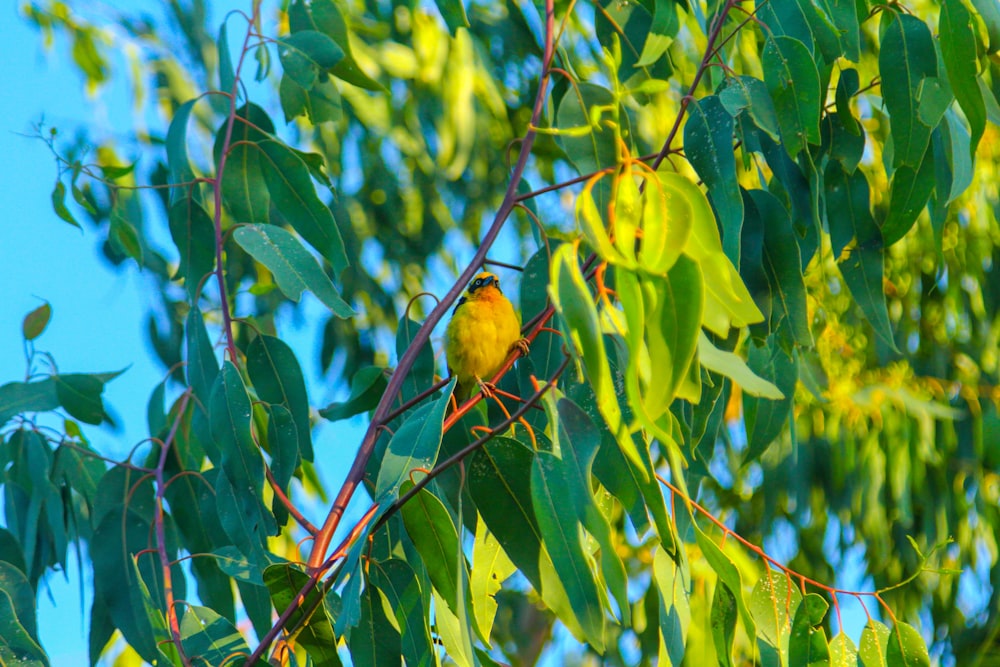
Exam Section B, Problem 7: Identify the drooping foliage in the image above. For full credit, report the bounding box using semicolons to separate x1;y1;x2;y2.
4;0;1000;664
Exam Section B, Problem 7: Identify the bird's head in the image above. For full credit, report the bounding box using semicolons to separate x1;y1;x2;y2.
464;272;503;301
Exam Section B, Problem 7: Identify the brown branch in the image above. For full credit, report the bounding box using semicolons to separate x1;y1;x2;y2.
305;0;561;572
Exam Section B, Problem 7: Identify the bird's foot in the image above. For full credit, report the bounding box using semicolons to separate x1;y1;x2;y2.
510;337;530;356
475;376;497;399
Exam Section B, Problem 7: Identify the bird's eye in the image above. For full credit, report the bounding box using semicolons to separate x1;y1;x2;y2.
473;278;483;287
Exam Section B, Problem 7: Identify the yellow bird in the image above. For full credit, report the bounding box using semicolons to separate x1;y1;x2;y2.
445;272;529;403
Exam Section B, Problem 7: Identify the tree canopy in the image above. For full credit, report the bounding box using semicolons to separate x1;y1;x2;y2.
4;0;1000;664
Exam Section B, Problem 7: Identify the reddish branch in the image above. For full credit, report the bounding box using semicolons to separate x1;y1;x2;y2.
153;389;193;666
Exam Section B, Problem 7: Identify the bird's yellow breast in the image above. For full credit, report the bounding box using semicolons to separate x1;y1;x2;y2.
444;290;521;387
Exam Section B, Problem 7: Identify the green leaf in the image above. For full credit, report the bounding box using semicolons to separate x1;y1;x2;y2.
698;333;783;399
234;224;353;317
50;180;79;229
531;451;606;651
550;244;623;448
185;306;219;408
830;632;859;667
836;68;861;136
694;525;755;640
395;316;435;406
824;163;896;348
209;362;275;564
748;189;812;346
166;98;199;205
886;622;930;667
636;0;679;66
751;569;803;664
788;594;829;666
179;605;249;667
21;302;51;341
399;481;462;614
310;0;385;91
216;103;274;224
653;546;690;666
0;380;60;426
168;199;215;298
879;14;937;168
469;518;516;643
54;373;107;425
880;154;935;246
369;559;435;667
939;0;986;160
348;584;401;667
247;333;314;461
555;399;630;624
264;404;299;525
216;18;235;94
109;204;143;264
0;562;39;645
263;563;343;667
756;0;815;55
257;140;349;274
970;0;1000;51
719;76;781;143
237;580;273;641
859;619;890;667
470;442;584;644
0;588;47;666
333;518;374;637
436;0;470;34
556;83;618;178
277;30;344;89
683;95;742;265
762;36;822;158
320;366;387;422
744;337;797;462
711;582;738;667
374;379;453;502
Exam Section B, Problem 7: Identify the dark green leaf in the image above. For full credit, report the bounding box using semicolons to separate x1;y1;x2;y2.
0;588;47;666
217;19;235;94
54;374;107;425
788;594;829;666
214;103;274;224
179;605;248;667
166;99;199;205
711;582;738;667
395;317;435;406
762;36;822;158
264;404;299;525
940;0;986;160
436;0;470;34
0;562;38;643
257;140;348;274
399;481;462;614
233;224;353;317
310;0;385;91
109;205;143;264
348;584;401;667
247;333;314;461
683;95;742;265
531;451;605;651
263;563;342;667
879;14;937;168
836;68;861;136
277;30;344;89
374;379;453;502
320;366;387;422
369;559;435;667
694;525;755;639
743;338;796;461
880;154;935;246
168;199;215;298
185;307;219;409
756;0;815;55
719;76;780;143
0;380;59;427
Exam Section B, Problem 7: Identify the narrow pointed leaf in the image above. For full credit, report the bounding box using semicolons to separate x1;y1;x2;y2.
247;333;314;461
762;36;821;158
879;14;937;168
179;605;248;666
